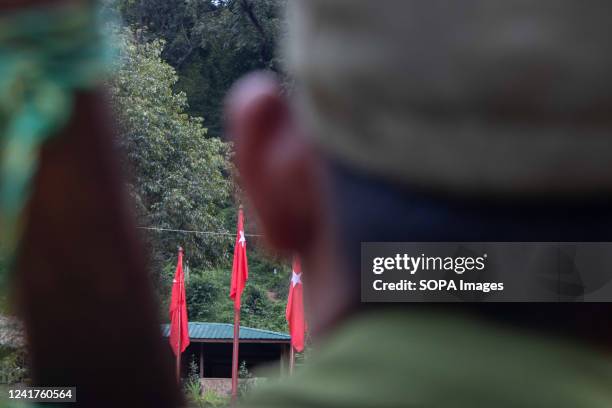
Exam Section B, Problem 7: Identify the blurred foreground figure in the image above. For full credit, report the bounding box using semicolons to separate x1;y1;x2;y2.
228;1;612;406
0;1;179;406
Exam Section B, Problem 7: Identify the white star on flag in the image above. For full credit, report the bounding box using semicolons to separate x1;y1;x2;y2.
239;230;246;247
291;270;302;287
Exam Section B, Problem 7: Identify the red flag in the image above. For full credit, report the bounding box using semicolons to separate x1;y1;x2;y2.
230;208;249;310
286;256;306;352
169;248;189;356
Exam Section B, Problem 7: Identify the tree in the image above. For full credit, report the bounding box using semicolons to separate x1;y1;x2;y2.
102;11;292;330
108;28;233;271
109;0;286;136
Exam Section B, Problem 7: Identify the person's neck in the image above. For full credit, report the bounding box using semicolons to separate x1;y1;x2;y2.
302;224;361;340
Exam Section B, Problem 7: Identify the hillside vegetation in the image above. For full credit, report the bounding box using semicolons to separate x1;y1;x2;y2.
104;0;290;331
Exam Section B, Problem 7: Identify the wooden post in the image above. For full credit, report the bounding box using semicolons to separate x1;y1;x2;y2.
289;345;295;375
199;343;204;378
231;308;240;402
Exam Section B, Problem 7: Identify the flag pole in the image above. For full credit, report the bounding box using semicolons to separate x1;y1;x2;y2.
230;205;243;403
176;246;183;384
289;345;295;375
176;314;181;383
231;307;240;402
230;204;248;403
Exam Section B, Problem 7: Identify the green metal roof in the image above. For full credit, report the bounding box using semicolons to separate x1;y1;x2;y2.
161;322;290;341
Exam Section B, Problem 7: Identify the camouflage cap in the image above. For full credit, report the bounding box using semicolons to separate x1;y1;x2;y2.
284;1;612;195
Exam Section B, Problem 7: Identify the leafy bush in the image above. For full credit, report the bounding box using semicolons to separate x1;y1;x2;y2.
184;379;203;408
238;360;254;397
185;269;232;323
0;346;27;384
159;264;290;332
183;357;204;407
202;389;229;408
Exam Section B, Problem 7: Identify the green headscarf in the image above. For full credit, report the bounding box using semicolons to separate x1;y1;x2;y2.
0;2;110;275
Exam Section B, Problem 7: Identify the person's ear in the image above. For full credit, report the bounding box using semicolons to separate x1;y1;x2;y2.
226;72;323;253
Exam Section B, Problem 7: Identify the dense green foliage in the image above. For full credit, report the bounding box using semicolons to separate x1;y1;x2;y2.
0;315;26;384
0;346;26;384
109;29;233;270
158;250;290;332
107;0;285;136
105;1;291;333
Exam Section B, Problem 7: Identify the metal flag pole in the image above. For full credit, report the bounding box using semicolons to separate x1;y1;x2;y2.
231;205;247;403
176;246;184;383
176;314;181;383
231;307;240;402
289;345;295;375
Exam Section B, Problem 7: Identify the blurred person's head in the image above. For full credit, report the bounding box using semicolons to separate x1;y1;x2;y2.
0;2;181;405
227;1;612;339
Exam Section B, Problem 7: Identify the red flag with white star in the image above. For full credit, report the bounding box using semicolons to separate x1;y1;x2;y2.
230;208;249;310
286;256;306;352
169;248;189;356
